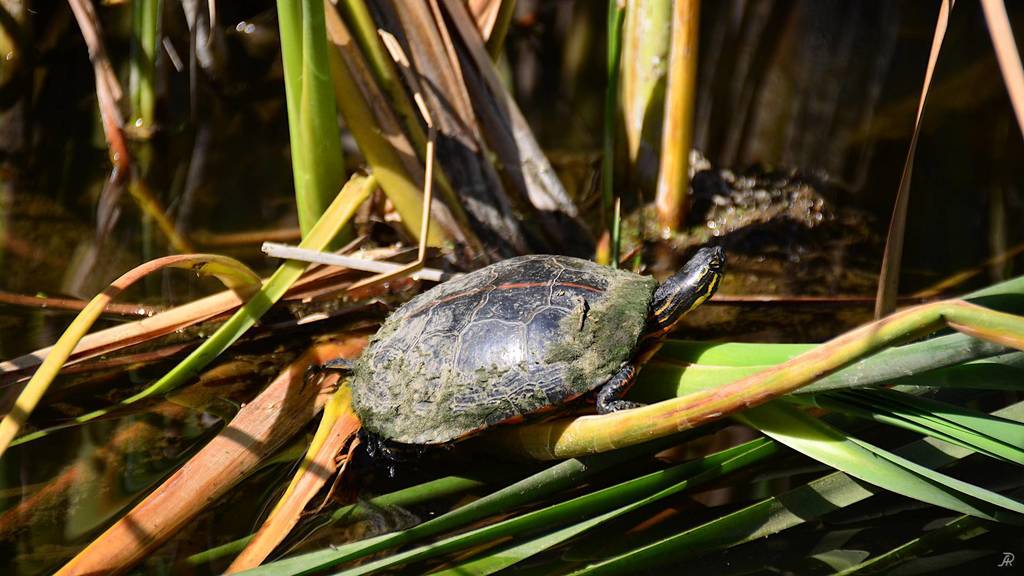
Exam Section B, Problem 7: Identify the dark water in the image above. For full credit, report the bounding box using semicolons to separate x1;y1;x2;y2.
2;1;1024;574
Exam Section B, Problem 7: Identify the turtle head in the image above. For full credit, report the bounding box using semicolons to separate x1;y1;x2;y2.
647;246;725;336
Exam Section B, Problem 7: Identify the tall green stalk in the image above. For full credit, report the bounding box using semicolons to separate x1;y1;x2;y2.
620;0;671;181
130;0;160;131
277;0;347;238
602;0;625;265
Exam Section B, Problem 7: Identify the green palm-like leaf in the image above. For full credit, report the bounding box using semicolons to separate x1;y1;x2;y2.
806;388;1024;464
739;403;1024;520
566;401;1024;575
243;438;776;575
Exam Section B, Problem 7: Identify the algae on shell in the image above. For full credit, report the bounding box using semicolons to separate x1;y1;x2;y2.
349;256;659;445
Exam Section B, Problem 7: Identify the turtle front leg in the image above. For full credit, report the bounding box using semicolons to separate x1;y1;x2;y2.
597;338;667;413
596;363;643;413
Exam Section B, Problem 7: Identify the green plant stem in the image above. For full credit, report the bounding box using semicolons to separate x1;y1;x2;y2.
575;399;1024;575
278;0;347;237
185;475;487;567
620;0;671;179
602;0;624;264
343;439;776;576
130;0;160;130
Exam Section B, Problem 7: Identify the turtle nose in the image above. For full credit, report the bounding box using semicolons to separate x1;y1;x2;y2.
696;246;725;272
709;246;726;271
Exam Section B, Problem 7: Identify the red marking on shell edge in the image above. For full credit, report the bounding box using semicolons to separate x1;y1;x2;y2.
409;281;604;318
495;281;602;293
449;391;591;442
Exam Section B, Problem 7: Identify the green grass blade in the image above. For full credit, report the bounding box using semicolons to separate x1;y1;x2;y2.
238;444;660;575
657;340;811;365
738;403;1024;520
570;400;1024;575
802;332;1011;394
658;274;1024;393
810;550;873;572
334;439;774;576
889;352;1024;391
806;388;1024;465
0;254;262;455
641;336;1021;402
278;0;347;237
845;433;1024;517
601;0;625;264
964;275;1024;311
186;475;487;567
632;361;765;402
655;332;1014;397
569;471;879;576
833;514;994;575
823;273;1024;391
430;439;776;576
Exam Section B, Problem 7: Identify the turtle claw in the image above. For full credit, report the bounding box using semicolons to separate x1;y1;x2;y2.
597;399;644;413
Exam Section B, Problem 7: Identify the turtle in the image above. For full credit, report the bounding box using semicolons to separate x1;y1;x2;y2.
323;246;725;448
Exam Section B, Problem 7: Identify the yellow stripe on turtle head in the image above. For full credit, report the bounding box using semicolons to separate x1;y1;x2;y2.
650;256;723;333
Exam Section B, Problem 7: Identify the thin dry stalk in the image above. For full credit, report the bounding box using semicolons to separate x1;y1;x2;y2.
441;0;590;253
0;255;261;455
0;291;160;316
323;4;469;251
874;0;952;318
66;0;131;176
981;0;1024;135
387;0;530;255
0;289;241;380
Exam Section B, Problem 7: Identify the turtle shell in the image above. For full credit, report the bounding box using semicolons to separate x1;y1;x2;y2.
350;255;659;444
